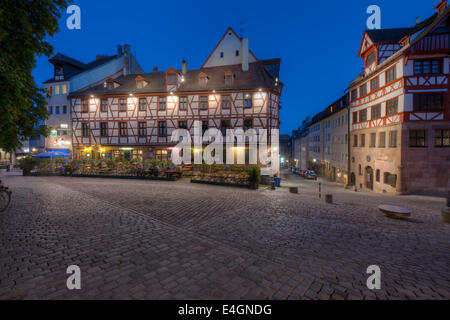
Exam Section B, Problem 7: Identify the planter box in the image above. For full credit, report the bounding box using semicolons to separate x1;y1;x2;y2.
70;174;177;181
191;179;250;189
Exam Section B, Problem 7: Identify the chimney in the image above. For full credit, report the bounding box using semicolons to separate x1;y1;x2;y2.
241;38;249;72
153;66;158;73
117;45;123;55
435;0;448;14
123;44;131;76
182;60;187;75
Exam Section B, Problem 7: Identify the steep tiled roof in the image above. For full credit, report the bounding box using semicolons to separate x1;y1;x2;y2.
70;61;281;97
44;54;118;84
366;28;415;43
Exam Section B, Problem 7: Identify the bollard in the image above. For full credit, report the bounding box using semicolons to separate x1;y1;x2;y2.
271;181;276;190
442;191;450;224
325;194;333;204
447;190;450;208
319;183;322;199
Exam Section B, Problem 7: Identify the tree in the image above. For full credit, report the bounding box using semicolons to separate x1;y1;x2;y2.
0;0;71;153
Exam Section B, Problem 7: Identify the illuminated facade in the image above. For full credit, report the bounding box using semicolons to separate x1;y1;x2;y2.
43;45;143;154
349;2;450;194
69;28;283;163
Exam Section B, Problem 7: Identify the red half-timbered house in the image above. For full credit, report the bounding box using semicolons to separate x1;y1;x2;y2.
349;1;450;194
69;28;282;163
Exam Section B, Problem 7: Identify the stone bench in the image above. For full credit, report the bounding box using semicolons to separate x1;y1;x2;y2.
378;205;411;219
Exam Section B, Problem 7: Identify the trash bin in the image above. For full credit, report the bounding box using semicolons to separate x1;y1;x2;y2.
274;178;281;187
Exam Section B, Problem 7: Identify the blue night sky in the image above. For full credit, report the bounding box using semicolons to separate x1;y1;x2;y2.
33;0;436;135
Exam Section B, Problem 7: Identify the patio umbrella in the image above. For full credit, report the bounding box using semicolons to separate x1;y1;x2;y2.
34;151;70;159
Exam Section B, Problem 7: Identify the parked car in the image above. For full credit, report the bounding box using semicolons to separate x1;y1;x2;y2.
305;171;318;180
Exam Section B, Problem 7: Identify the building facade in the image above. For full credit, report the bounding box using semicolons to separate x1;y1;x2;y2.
69;28;283;168
322;94;350;185
349;2;450;194
43;45;143;155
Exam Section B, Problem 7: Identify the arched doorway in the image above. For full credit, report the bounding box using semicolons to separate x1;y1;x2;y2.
365;166;374;190
350;173;356;186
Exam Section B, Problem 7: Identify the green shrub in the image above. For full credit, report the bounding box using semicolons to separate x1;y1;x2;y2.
19;156;38;175
248;165;261;187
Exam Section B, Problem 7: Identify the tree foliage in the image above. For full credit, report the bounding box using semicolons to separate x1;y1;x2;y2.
0;0;71;152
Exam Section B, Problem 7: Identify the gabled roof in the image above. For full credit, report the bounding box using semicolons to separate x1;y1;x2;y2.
49;53;86;69
70;61;280;97
351;6;450;87
201;27;258;69
358;12;438;57
366;28;415;43
44;53;118;84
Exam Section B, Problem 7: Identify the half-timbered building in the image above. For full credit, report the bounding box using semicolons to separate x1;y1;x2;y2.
70;28;283;164
349;1;450;194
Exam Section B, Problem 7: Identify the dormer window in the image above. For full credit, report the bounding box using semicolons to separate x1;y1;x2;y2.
225;71;234;86
55;66;64;80
166;67;178;86
366;52;377;67
105;78;119;90
135;76;148;89
168;74;177;85
198;72;208;87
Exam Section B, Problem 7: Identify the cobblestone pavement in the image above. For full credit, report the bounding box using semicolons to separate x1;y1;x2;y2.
0;171;449;300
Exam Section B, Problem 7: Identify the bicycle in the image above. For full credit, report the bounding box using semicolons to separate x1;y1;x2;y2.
0;180;12;212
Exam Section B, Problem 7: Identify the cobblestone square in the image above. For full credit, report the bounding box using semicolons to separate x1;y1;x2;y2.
0;171;449;300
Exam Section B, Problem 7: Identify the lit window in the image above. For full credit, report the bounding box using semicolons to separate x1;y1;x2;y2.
244;93;253;108
119;122;127;137
139;98;146;111
371;104;381;119
81;99;89;113
101;99;108;113
370;77;379;91
389;131;397;148
221;95;230;109
159;97;166;111
158;121;166;137
386;98;399;115
138;122;146;137
100;122;108;137
409;130;426;147
55;85;60;95
435;129;450;147
386;67;397;83
200;96;209;110
119;99;127;112
179;96;187;111
82;123;89;137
